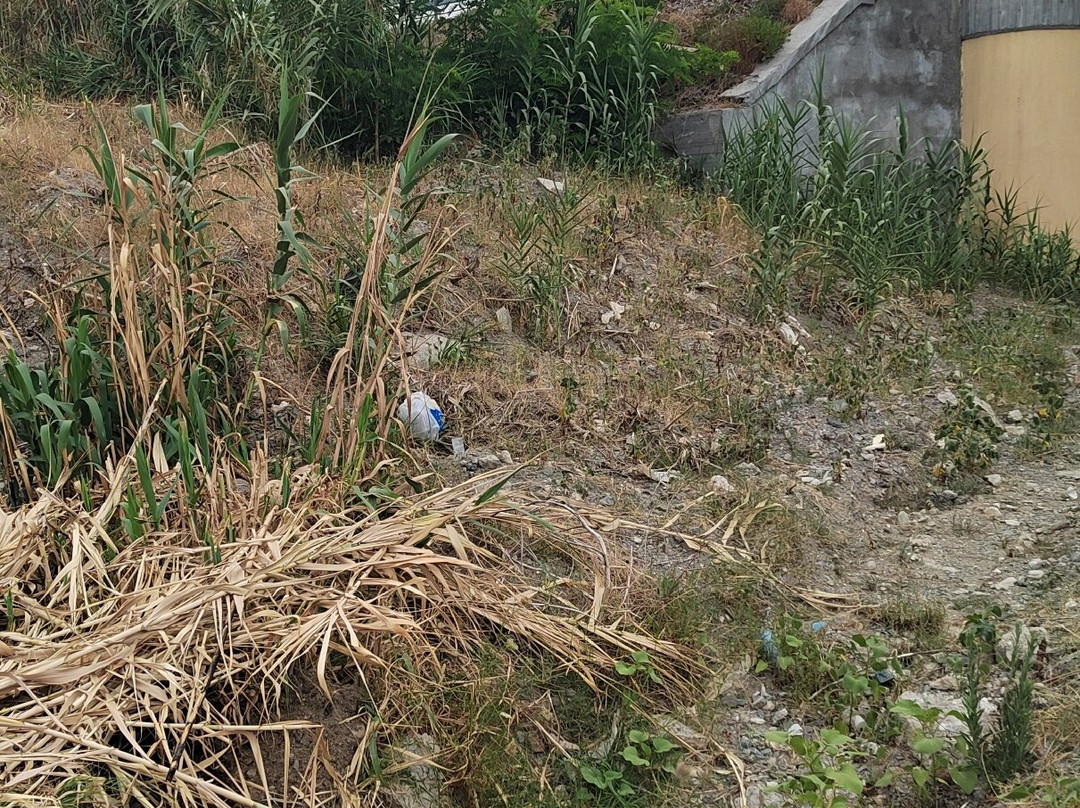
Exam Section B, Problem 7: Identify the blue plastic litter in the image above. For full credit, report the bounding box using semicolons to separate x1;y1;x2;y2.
761;629;778;662
873;669;897;688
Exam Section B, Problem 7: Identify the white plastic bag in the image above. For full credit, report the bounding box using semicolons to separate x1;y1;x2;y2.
396;392;444;442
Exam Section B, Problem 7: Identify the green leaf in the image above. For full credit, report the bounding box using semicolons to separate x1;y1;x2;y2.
579;764;605;788
650;737;676;753
842;673;868;696
950;765;978;794
826;763;864;795
765;730;790;745
777;655;794;670
473;468;523;505
911;766;930;788
820;729;853;747
874;770;894;788
755;660;769;673
627;730;649;744
615;661;636;676
891;700;937;722
911;736;945;755
621;746;648;766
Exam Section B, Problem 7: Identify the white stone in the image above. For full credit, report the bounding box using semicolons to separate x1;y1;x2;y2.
402;332;450;370
536;177;565;195
711;474;735;494
601;301;626;325
494;307;513;333
936;390;958;406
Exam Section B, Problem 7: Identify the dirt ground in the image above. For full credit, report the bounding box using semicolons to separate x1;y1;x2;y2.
1;100;1076;807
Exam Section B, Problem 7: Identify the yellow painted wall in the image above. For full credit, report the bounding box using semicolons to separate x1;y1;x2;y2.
962;29;1080;231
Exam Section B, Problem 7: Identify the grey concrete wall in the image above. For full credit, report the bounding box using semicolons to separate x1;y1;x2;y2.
657;0;963;169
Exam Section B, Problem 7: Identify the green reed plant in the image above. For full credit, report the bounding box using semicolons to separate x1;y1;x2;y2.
498;185;591;346
717;86;1080;323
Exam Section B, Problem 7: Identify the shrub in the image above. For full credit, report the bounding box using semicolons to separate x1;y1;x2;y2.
0;0;694;168
716;88;1080;323
693;12;791;76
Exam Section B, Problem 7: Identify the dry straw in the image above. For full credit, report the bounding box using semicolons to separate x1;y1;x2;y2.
0;460;697;806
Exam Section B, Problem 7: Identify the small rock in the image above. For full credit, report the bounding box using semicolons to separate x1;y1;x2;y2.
461;451;506;471
451;437;466;456
972;396;1004;428
936;389;958;406
601;301;626;325
897;511;911;526
402;332;450;371
494;307;513;333
1006;409;1024;423
984;506;1002;519
387;734;443;808
864;434;887;452
773;708;789;723
897;692;970;736
826;416;843;428
996;625;1047;662
646;468;679;484
653;716;710;750
536;177;565;195
828;399;849;414
711;474;735;494
927;674;959;691
787;723;803;737
985;474;1003;487
1028;559;1044;570
1055;469;1080;480
992;576;1017;590
735;462;761;476
1027;569;1045;581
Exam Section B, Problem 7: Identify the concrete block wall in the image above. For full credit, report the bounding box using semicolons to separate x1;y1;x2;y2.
656;0;963;169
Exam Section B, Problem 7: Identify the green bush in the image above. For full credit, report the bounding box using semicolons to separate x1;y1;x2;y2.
1;0;706;167
693;12;790;76
684;45;740;83
717;88;1080;321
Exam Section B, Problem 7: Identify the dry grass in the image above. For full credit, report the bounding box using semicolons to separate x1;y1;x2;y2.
0;99;719;808
779;0;815;25
0;95;887;808
0;457;701;806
